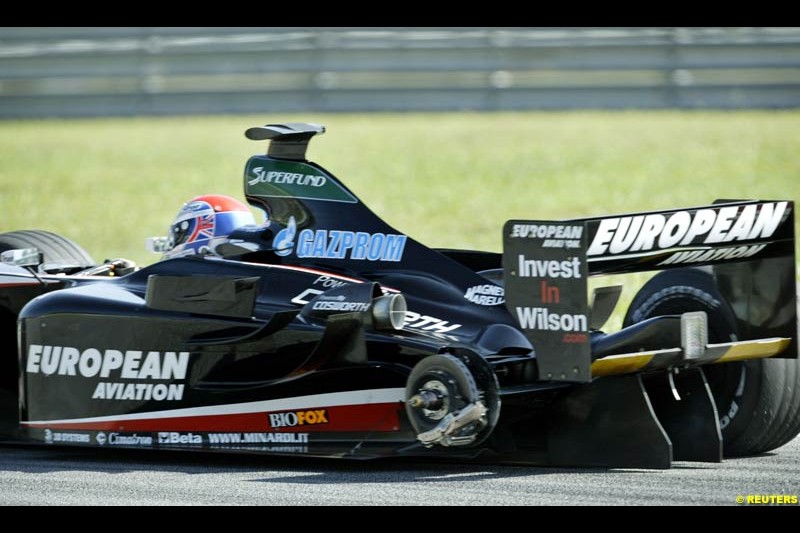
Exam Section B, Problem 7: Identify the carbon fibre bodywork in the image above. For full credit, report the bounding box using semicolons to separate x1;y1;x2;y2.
0;123;796;468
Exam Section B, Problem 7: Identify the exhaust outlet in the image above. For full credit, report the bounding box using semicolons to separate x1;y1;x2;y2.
372;294;407;331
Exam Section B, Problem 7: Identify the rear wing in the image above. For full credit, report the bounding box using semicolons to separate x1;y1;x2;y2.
503;200;797;383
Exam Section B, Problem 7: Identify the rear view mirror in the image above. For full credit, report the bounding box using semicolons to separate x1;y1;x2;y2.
1;247;42;267
145;236;170;254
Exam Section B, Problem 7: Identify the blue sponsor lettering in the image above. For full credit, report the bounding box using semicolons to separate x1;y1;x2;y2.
296;227;313;257
352;232;370;260
326;231;342;258
311;230;327;256
339;232;355;257
290;228;406;262
274;216;406;262
366;233;385;261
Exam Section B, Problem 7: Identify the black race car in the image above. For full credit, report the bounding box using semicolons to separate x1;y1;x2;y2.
1;123;797;468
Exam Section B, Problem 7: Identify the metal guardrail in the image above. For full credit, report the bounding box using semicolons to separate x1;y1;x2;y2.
1;27;799;117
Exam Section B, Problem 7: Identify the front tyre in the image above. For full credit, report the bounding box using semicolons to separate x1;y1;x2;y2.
0;230;95;435
0;229;95;267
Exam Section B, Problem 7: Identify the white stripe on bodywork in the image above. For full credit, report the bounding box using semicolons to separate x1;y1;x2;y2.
22;387;406;426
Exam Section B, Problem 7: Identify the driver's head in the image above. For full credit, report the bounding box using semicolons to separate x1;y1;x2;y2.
162;194;256;259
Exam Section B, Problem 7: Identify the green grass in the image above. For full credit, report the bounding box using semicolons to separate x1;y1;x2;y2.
1;111;798;328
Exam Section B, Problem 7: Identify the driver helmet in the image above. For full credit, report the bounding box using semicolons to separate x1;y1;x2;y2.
162;194;256;259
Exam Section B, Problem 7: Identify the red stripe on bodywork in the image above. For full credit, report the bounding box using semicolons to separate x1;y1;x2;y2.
27;402;402;433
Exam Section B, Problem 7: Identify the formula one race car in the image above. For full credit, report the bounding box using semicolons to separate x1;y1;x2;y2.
0;123;797;468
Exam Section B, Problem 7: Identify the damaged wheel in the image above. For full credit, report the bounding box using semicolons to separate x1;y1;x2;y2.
405;353;497;447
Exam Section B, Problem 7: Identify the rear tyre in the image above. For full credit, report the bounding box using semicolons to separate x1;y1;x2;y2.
624;268;800;457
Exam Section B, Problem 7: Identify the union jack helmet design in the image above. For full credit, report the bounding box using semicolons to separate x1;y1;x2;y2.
163;194;256;259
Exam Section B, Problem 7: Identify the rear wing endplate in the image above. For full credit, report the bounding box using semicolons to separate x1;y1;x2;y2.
503;200;797;383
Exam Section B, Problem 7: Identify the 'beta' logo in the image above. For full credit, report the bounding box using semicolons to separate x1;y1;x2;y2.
158;432;202;445
268;409;328;428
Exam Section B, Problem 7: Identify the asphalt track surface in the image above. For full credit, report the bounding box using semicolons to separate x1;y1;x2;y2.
0;436;798;506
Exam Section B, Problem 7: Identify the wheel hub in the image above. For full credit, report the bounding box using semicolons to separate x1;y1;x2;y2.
407;379;450;420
